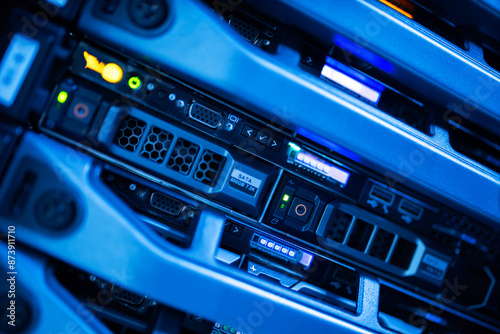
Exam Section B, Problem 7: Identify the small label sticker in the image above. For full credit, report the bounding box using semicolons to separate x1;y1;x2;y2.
0;34;40;107
229;169;262;196
421;253;448;279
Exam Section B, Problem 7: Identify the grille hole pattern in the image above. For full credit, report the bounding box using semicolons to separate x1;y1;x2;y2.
369;229;395;260
194;150;225;187
140;126;173;163
150;192;183;216
230;18;260;42
167;138;199;175
327;210;353;243
115;116;147;152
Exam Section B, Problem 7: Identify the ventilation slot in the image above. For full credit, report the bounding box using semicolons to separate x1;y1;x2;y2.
326;209;353;243
140;126;173;164
166;139;199;175
346;219;374;252
389;238;416;270
483;45;500;73
194;150;226;187
188;103;223;128
368;229;395;260
150;192;184;216
114;116;147;152
229;17;260;43
448;120;500;173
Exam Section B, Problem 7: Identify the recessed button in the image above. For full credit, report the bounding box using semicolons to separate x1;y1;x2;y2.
267;138;281;151
256;131;270;145
229;224;244;237
301;54;316;67
287;197;314;223
241;125;257;139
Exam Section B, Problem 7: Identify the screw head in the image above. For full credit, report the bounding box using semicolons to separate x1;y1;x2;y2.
128;0;168;29
35;191;78;231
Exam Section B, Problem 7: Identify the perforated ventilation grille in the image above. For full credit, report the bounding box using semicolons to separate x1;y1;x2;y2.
327;210;353;243
369;229;395;260
140;126;173;163
229;18;260;42
150;192;183;216
166;138;199;175
188;103;223;128
194;150;225;187
115;116;147;152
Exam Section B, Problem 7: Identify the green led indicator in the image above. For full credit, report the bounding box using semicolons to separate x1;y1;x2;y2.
282;194;290;202
288;142;301;151
128;76;142;90
280;203;286;210
57;91;68;104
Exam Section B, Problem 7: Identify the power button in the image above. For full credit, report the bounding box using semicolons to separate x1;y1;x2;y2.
287;197;314;223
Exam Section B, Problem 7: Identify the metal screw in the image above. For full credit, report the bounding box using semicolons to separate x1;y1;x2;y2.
176;100;185;108
168;93;176;101
129;183;137;191
147;83;155;90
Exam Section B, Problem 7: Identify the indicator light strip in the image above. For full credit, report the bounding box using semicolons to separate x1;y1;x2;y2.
378;0;413;19
288;143;350;186
321;64;382;103
255;235;314;268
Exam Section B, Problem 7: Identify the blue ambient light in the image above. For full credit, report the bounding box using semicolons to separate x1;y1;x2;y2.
333;34;395;73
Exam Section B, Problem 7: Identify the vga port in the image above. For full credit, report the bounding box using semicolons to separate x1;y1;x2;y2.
188;103;223;128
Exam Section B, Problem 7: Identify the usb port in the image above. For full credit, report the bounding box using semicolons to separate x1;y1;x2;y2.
369;185;395;206
398;199;423;220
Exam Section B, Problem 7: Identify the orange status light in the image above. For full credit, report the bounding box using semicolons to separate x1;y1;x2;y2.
83;51;123;84
378;0;413;19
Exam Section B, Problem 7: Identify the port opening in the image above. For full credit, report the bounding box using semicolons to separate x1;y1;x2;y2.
188;102;223;129
54;261;157;333
346;219;374;252
448;119;500;173
204;0;278;51
100;169;197;247
389;238;417;270
483;44;500;73
378;285;498;334
369;185;395;206
398;199;423;220
150;192;184;217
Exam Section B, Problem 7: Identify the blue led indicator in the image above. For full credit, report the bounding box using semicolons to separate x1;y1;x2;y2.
333;34;395;73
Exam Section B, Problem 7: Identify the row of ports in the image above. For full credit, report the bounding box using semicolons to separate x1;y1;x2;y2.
318;203;418;271
369;185;424;220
